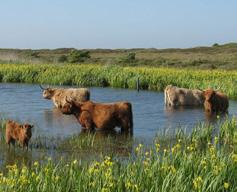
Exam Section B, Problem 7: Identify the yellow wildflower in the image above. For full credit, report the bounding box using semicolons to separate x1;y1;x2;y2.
21;166;27;174
31;172;36;178
33;161;39;167
224;182;229;189
232;154;237;163
135;144;143;154
155;143;160;152
73;160;78;165
193;176;203;190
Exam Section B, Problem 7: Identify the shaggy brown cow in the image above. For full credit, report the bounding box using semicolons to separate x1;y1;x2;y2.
6;120;33;149
59;98;133;133
164;85;204;106
203;89;229;113
40;85;90;108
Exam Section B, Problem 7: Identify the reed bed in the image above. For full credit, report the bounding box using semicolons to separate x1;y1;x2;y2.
0;118;237;192
0;63;237;98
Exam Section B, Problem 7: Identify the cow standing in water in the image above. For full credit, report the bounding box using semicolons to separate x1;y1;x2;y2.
203;89;229;113
40;85;90;108
6;120;33;150
59;98;133;134
164;85;204;107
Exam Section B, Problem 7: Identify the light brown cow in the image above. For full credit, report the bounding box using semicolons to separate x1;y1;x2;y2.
6;120;33;149
40;85;90;108
59;98;133;134
164;85;204;106
203;89;229;113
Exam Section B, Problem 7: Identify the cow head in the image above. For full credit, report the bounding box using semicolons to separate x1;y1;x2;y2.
203;89;216;101
59;96;82;115
40;85;55;99
21;124;33;138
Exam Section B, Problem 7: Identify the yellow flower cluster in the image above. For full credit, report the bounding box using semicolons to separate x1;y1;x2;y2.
224;182;229;189
193;176;203;190
125;181;139;192
155;143;160;152
171;143;181;153
135;144;143;154
232;153;237;163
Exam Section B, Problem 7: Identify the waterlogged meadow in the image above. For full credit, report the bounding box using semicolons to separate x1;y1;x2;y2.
0;118;237;192
0;64;237;98
0;64;237;191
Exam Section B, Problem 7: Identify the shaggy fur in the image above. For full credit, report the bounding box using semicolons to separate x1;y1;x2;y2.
41;87;90;108
164;85;204;106
203;89;229;113
6;120;33;149
59;99;133;133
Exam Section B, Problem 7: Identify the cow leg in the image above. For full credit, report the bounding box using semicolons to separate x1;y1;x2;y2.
164;91;167;106
20;141;25;150
120;119;133;135
6;137;11;149
8;139;15;150
166;92;173;106
24;141;29;151
84;119;94;130
79;111;94;130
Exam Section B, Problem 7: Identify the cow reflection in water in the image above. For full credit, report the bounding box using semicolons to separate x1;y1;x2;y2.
204;112;228;124
44;108;78;130
165;105;228;124
77;128;133;156
3;148;33;170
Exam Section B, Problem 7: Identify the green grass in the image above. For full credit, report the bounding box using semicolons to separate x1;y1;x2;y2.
0;118;237;192
0;63;237;98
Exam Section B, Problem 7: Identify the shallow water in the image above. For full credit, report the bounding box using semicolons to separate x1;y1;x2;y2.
0;83;236;167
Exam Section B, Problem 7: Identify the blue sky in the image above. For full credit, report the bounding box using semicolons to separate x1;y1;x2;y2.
0;0;236;49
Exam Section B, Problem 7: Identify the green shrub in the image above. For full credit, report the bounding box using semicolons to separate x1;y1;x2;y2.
67;50;90;63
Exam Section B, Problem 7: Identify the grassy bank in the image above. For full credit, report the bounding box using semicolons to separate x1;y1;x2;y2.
0;118;237;192
0;63;237;98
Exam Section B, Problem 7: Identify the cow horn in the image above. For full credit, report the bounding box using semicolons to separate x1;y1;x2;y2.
39;84;46;90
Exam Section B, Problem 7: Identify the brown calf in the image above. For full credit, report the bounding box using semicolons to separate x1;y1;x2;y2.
203;89;229;113
59;99;133;133
6;120;33;149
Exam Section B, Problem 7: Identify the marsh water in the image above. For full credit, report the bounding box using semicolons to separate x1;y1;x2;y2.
0;83;237;168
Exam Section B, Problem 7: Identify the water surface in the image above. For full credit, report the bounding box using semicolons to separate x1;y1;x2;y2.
0;83;236;167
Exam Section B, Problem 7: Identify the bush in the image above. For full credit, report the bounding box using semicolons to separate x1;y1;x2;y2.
25;50;40;58
213;43;219;47
67;50;90;63
117;52;136;64
127;52;136;61
58;55;67;63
